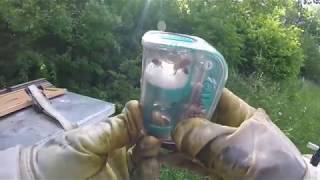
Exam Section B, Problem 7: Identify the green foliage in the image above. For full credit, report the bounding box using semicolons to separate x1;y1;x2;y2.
184;0;305;80
241;16;304;79
0;0;319;179
0;0;141;106
298;8;320;83
283;2;320;83
160;165;205;180
301;33;320;83
187;0;244;68
0;0;317;102
227;72;320;153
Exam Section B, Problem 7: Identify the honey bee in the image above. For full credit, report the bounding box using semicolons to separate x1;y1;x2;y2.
151;110;170;126
174;57;191;75
183;68;189;74
151;58;162;67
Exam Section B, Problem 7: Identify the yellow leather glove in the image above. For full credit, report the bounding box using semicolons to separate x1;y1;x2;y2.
19;100;143;180
169;88;318;180
130;136;162;180
211;88;255;126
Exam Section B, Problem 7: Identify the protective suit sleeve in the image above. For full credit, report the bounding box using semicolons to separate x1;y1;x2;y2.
0;100;143;180
0;146;21;180
303;156;320;179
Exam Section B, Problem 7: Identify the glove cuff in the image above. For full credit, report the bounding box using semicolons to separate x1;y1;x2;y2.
20;147;38;180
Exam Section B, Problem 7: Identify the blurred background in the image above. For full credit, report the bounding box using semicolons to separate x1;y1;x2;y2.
0;0;319;178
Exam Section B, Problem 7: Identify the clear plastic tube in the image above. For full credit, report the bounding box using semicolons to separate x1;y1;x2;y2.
140;31;228;139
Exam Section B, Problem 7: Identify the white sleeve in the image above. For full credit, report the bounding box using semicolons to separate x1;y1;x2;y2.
303;157;320;179
0;146;21;180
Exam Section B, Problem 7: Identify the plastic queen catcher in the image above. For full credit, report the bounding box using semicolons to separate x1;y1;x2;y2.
140;31;228;139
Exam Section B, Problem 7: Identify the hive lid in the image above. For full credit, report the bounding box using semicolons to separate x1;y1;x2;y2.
0;91;115;150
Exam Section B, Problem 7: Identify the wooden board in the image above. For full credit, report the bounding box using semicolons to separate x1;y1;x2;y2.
0;78;52;95
0;87;66;117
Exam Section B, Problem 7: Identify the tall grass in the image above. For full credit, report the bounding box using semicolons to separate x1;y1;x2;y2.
160;73;320;179
227;72;320;153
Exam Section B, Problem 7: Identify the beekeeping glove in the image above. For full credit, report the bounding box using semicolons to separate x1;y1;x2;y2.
169;89;320;180
130;136;162;180
0;100;144;180
211;88;255;127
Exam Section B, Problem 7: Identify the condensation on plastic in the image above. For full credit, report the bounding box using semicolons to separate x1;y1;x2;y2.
140;31;228;139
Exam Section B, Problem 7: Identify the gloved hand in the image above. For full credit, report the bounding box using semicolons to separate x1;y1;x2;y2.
130;136;162;180
17;100;143;180
166;89;319;180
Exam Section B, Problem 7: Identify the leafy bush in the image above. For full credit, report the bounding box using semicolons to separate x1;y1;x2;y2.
185;0;305;80
301;33;320;83
0;0;142;106
0;0;315;102
241;16;304;80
